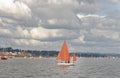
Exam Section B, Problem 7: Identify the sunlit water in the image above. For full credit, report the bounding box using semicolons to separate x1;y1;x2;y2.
0;57;120;78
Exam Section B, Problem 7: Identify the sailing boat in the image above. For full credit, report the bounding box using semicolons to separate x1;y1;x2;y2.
1;48;7;60
1;55;7;60
1;53;7;60
56;40;77;66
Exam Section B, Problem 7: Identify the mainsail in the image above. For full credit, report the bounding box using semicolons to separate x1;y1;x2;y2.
56;40;70;62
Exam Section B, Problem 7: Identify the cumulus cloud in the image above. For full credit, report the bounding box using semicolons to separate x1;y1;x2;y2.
0;0;31;20
72;35;86;44
14;39;42;46
30;27;62;39
0;28;12;36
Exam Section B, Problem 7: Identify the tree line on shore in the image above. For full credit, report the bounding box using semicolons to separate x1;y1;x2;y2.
0;47;120;57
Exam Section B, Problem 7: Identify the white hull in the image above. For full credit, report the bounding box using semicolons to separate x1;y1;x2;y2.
57;62;74;66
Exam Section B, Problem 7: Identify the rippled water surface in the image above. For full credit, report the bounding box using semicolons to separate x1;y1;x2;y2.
0;57;120;78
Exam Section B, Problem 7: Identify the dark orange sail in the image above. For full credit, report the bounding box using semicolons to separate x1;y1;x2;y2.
56;51;61;60
73;53;77;62
56;40;70;61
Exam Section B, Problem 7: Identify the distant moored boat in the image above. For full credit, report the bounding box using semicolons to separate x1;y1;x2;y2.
1;54;7;60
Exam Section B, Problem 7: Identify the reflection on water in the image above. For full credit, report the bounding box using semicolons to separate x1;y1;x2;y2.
0;57;120;78
57;65;70;70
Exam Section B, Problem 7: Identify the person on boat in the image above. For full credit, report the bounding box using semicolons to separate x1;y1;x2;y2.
68;60;70;63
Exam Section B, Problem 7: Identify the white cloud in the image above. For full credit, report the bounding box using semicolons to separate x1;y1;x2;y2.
77;14;105;20
72;35;86;44
30;27;62;39
15;26;30;38
0;28;12;36
47;19;57;25
47;19;70;25
0;0;31;20
48;0;77;5
14;39;42;46
11;26;62;40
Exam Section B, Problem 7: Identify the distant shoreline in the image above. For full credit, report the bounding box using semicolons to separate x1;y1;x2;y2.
0;47;120;58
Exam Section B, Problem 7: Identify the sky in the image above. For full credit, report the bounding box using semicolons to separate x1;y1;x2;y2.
0;0;120;53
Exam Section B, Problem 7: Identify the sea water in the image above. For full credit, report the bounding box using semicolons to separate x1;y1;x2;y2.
0;57;120;78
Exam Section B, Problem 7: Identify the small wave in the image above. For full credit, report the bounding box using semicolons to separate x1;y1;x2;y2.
25;75;34;78
78;77;86;78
